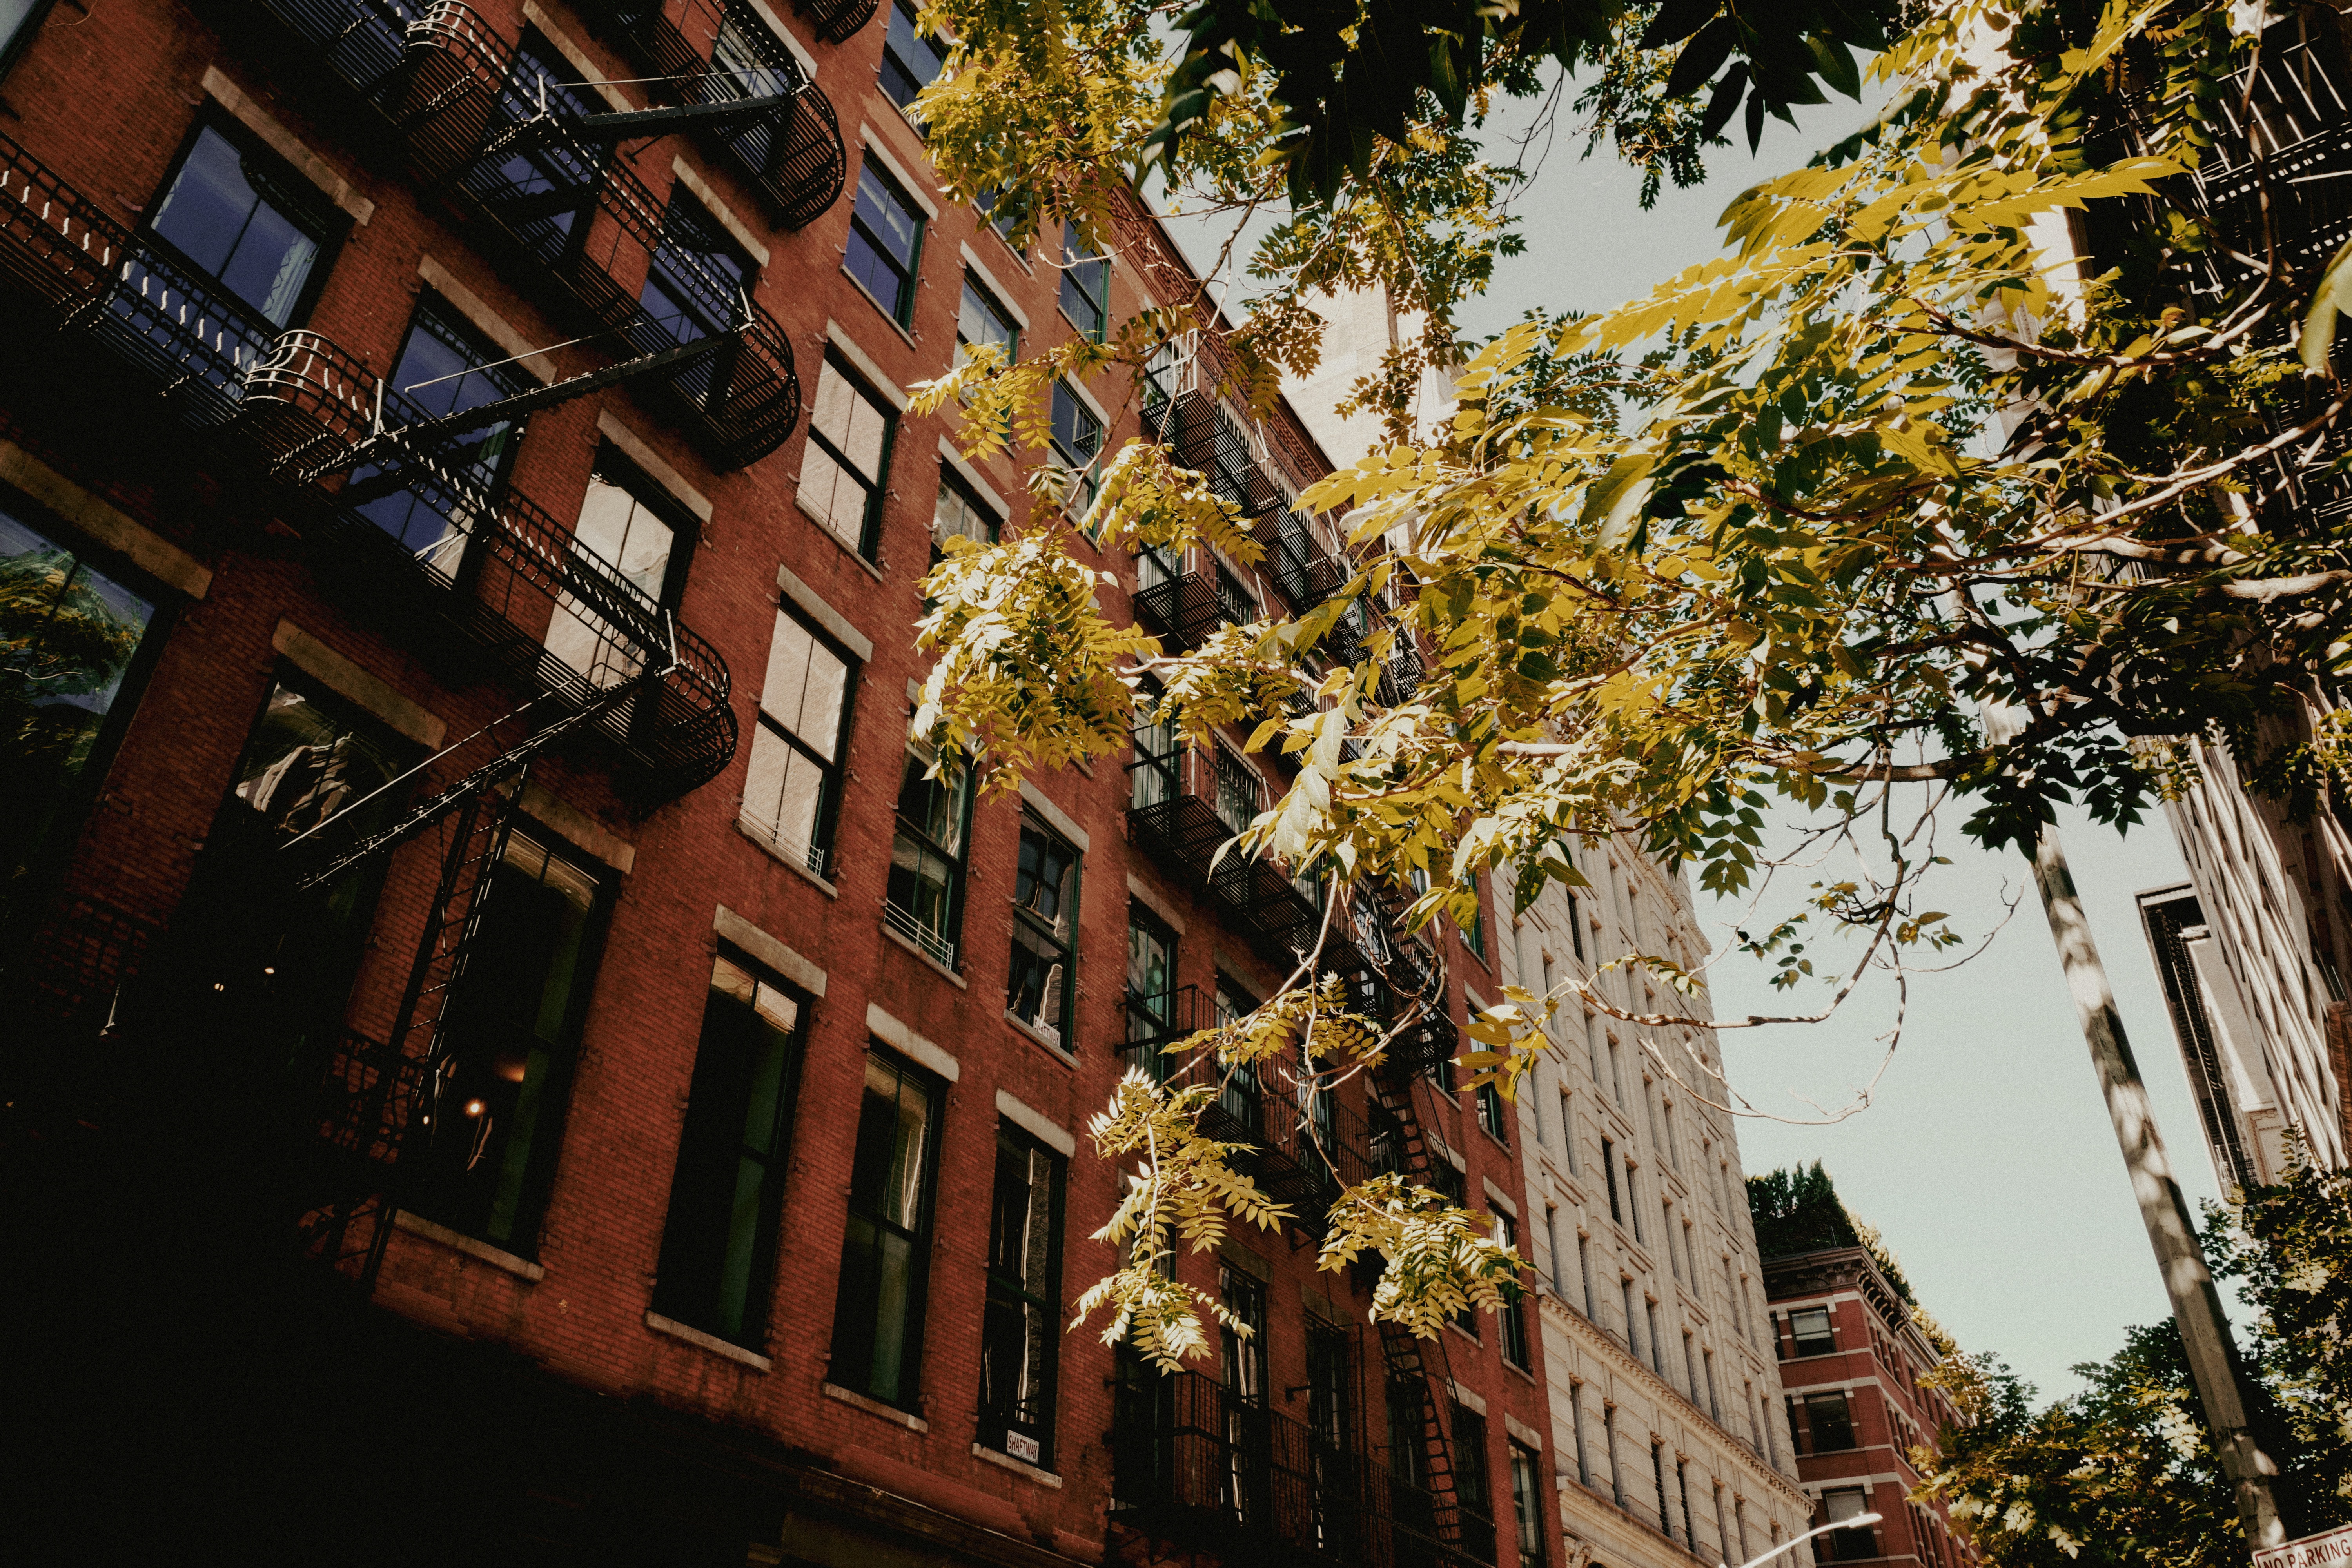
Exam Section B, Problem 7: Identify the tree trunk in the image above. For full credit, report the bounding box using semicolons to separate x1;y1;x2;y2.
2025;823;2285;1548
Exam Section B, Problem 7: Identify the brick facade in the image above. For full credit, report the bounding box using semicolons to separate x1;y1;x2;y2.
1762;1249;1978;1568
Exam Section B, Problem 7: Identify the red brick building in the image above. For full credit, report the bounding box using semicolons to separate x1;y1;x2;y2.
1760;1243;1977;1568
0;1;1559;1563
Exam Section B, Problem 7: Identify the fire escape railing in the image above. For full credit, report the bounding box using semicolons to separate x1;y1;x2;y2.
562;0;847;230
1120;985;1375;1235
0;131;735;796
1112;1367;1490;1568
2102;25;2352;532
790;0;878;45
238;0;812;468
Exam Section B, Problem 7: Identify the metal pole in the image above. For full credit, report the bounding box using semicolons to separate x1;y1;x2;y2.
2024;822;2286;1548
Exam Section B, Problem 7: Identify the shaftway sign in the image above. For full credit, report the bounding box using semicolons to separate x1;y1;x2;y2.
2256;1525;2352;1568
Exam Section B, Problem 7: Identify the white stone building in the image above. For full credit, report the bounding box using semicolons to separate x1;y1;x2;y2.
1495;840;1815;1566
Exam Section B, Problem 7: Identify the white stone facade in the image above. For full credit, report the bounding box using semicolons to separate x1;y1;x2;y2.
1497;841;1814;1566
2147;727;2352;1189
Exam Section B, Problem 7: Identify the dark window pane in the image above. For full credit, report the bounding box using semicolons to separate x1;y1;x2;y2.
0;512;157;919
653;956;804;1344
149;125;322;325
412;830;604;1252
831;1051;939;1407
846;163;922;321
878;0;946;109
979;1130;1062;1465
1058;224;1107;339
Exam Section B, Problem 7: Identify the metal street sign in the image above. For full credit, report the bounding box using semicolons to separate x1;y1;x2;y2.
2255;1524;2352;1568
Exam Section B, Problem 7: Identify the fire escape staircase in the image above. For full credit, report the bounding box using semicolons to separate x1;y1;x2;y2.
287;665;667;1285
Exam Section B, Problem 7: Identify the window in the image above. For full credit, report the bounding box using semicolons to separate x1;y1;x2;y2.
707;4;807;191
956;271;1019;370
846;160;924;324
350;302;529;568
1463;887;1488;960
1789;1305;1836;1356
1510;1439;1545;1563
1677;1457;1697;1551
1578;1232;1595;1318
1543;1206;1563;1294
1566;890;1584;960
0;508;162;928
1008;814;1080;1045
1124;902;1176;1064
1647;1299;1664;1375
878;0;946;111
1703;1346;1721;1421
1601;1137;1622;1224
1626;1161;1644;1245
973;186;1024;251
1305;1321;1352;1452
412;828;609;1254
1652;1442;1672;1542
1475;1078;1508;1144
1559;1090;1578;1172
1567;1383;1590;1484
1212;746;1260;838
1048;379;1103;516
1606;1036;1625;1102
1129;684;1178;809
1212;559;1256;626
1820;1487;1878;1562
546;456;686;690
1220;1265;1269;1523
1602;1401;1625;1505
1792;1389;1857;1453
0;0;55;74
1621;1279;1640;1358
1684;1330;1701;1403
1496;1211;1530;1369
145;120;333;327
1452;1403;1496;1560
1058;222;1109;340
886;744;970;966
980;1123;1064;1467
831;1047;943;1408
1662;1200;1681;1282
641;189;751;356
742;608;854;876
801;352;895;557
653;953;807;1345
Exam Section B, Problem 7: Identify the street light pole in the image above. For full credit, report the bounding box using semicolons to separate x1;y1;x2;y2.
2024;822;2285;1548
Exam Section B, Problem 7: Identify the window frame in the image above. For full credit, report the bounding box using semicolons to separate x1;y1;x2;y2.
742;603;860;877
1495;1209;1531;1370
411;820;616;1257
652;947;811;1347
1057;222;1109;341
885;742;973;967
930;461;1000;558
829;1043;947;1410
955;267;1020;369
978;1119;1067;1468
138;110;345;330
1508;1439;1546;1564
0;491;178;930
1007;810;1082;1048
877;0;947;113
350;297;534;570
845;158;926;326
801;348;898;559
1047;376;1103;518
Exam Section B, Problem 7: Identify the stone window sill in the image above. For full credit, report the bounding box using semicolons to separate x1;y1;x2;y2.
882;919;967;988
787;486;889;583
393;1210;543;1281
971;1443;1062;1488
736;816;840;897
825;1381;928;1432
646;1311;771;1370
1004;1009;1078;1068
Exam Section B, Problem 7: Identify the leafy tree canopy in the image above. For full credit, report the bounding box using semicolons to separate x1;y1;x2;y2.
1920;1152;2352;1563
903;0;2352;1439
